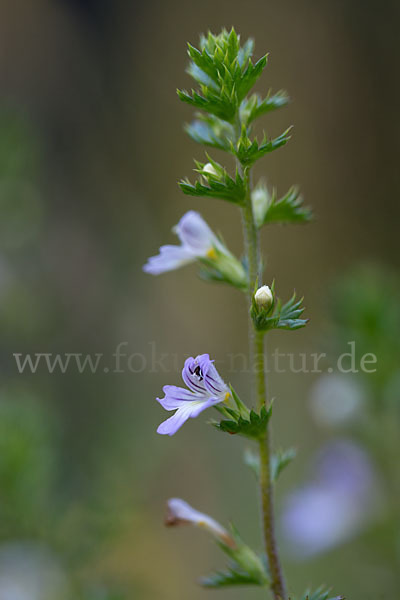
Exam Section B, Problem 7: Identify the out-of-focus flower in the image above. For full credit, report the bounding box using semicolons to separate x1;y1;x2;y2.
0;542;69;600
143;211;223;275
143;211;247;288
165;498;236;548
309;374;365;427
254;285;273;310
165;498;269;587
157;354;230;435
281;440;380;558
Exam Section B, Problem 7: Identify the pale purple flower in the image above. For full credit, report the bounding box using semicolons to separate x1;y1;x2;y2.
165;498;236;548
281;440;380;557
143;211;222;275
157;353;230;435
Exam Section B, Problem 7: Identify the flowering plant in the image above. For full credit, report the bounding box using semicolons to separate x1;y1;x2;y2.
144;28;342;600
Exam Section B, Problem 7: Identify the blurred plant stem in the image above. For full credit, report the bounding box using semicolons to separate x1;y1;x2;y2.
240;155;287;600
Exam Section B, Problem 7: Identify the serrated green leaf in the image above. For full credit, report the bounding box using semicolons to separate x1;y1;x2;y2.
241;91;290;125
234;127;292;166
186;62;219;91
277;293;308;330
179;159;246;204
226;27;240;64
177;88;237;123
215;405;272;440
244;447;296;482
300;586;344;600
243;448;260;479
179;30;282;130
201;565;261;588
261;187;313;226
236;55;268;103
201;519;270;589
251;289;308;332
185;114;235;151
237;38;254;67
271;448;297;481
187;43;220;85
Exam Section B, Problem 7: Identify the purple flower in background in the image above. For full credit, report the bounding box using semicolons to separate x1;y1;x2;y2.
143;211;222;275
281;440;380;558
309;373;365;427
157;354;230;435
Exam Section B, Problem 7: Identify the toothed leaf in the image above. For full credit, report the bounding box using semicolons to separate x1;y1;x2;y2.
271;448;297;481
201;566;262;588
241;91;290;125
234;128;292;167
260;187;313;226
179;158;246;204
215;405;272;440
185;115;235;151
251;290;308;332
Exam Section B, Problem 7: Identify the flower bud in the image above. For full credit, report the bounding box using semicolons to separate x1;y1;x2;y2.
251;185;270;228
202;162;218;177
254;285;273;310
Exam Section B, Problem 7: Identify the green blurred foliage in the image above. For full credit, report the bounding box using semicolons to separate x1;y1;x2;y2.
0;387;56;536
330;264;400;401
0;0;397;599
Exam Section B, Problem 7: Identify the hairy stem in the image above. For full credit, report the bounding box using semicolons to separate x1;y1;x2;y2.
241;167;287;600
241;167;260;383
256;333;287;600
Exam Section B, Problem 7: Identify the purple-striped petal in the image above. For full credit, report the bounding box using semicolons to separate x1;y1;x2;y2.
182;356;208;394
157;396;221;436
157;385;202;411
156;354;229;435
198;354;228;396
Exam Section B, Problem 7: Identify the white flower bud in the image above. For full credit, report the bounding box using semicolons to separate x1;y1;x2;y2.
202;162;218;177
254;285;273;309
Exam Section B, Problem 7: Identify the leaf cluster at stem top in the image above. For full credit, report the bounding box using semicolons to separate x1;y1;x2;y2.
177;27;290;169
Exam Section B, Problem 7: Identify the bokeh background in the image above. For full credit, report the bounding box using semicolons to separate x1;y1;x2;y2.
0;0;399;598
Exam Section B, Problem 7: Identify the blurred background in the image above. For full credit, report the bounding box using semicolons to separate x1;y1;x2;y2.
0;0;399;598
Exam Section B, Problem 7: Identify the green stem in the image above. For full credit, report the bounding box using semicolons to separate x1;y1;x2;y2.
241;166;287;600
241;167;260;388
256;333;287;600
